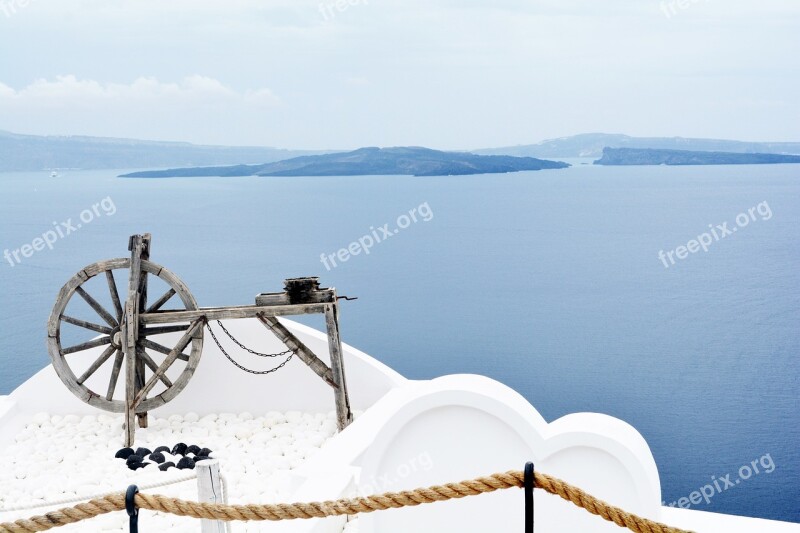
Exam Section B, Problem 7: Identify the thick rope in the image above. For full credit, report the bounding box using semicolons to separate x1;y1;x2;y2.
0;472;198;513
0;470;694;533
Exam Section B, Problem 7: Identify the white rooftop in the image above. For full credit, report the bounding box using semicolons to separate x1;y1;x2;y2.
0;318;795;532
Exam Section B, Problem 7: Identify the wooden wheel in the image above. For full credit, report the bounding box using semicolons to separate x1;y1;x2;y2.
47;258;203;413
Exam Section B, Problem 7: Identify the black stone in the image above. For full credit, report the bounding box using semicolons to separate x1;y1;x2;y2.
115;447;135;460
176;457;195;470
158;462;176;471
135;447;152;457
148;452;166;464
186;445;201;455
153;446;170;454
129;462;149;471
126;455;144;467
171;443;188;456
198;448;213;457
194;456;209;463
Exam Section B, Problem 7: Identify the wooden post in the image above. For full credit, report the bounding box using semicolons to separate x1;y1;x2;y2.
324;298;353;430
196;459;226;533
135;234;151;429
124;235;145;447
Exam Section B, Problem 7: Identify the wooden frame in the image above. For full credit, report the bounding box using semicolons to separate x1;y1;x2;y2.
48;234;354;446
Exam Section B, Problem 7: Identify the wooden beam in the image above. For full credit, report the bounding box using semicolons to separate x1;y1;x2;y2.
136;346;173;388
324;299;353;431
124;235;145;447
135;234;151;429
123;303;136;446
140;303;327;325
257;315;337;388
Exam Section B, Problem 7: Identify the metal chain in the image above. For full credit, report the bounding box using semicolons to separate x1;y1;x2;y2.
206;322;294;375
215;320;291;357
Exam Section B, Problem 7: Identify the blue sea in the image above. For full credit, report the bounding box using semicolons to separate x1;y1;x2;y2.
1;164;798;522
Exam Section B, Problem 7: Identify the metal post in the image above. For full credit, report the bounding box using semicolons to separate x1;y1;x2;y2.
196;459;226;533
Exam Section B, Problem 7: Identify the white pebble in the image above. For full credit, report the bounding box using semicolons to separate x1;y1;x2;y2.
0;410;335;532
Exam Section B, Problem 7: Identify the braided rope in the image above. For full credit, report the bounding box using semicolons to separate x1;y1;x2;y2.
0;470;694;533
0;472;198;513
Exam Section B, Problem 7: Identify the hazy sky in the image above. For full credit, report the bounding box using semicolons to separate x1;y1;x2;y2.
0;0;798;149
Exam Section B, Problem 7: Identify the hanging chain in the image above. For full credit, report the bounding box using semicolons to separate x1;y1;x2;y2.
215;320;291;357
206;321;294;375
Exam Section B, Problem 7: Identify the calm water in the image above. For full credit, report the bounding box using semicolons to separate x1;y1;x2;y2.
1;165;798;522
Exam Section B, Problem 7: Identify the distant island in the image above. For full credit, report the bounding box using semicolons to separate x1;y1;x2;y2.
0;130;328;172
594;147;800;166
4;130;799;172
119;147;570;178
476;133;800;159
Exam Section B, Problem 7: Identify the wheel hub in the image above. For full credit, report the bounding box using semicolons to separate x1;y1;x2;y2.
111;328;122;349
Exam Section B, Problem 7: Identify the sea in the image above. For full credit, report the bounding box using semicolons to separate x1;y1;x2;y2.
0;162;798;522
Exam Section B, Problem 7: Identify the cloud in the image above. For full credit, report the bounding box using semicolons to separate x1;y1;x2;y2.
1;75;279;105
0;1;798;147
0;76;281;145
343;76;370;87
0;82;15;98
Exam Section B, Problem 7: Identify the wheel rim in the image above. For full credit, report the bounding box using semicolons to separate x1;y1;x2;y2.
47;258;203;413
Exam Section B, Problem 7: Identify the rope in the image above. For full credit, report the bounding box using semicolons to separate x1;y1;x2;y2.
206;322;294;375
0;472;198;513
0;469;694;533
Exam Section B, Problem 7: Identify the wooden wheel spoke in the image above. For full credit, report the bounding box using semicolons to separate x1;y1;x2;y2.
134;319;203;405
136;347;173;388
140;338;190;361
106;271;124;322
106;349;124;400
61;315;113;335
77;345;117;385
141;324;189;336
62;335;112;355
146;288;176;313
75;286;117;327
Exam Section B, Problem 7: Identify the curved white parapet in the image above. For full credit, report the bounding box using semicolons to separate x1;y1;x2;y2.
294;374;663;533
3;318;405;419
0;396;14;423
0;318;405;451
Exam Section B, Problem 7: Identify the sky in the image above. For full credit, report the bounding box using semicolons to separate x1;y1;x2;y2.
0;0;798;150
